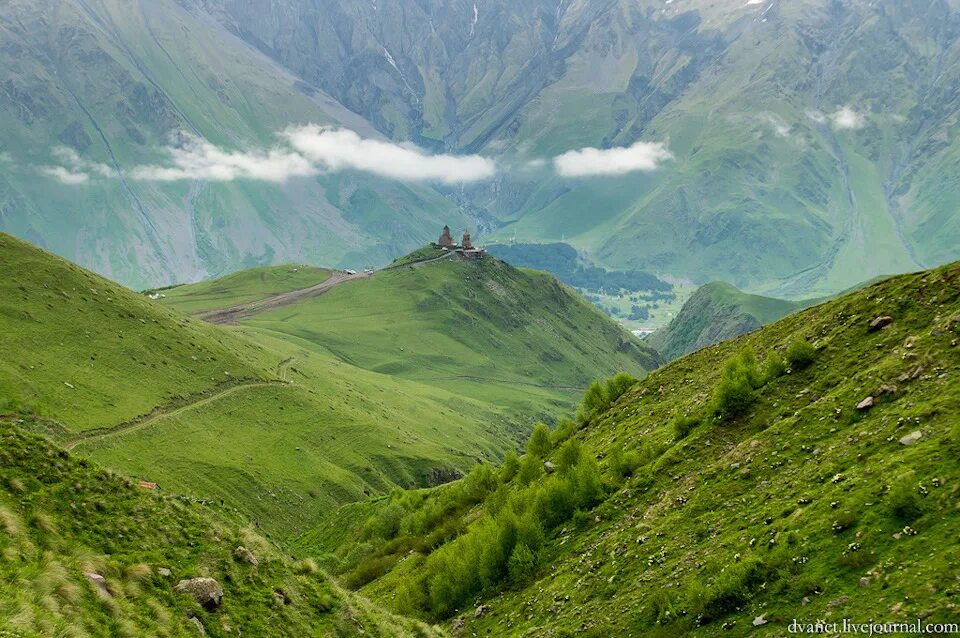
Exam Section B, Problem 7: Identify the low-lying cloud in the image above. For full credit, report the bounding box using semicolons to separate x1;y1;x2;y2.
39;127;672;185
284;125;497;184
553;140;673;177
807;106;867;131
830;105;866;130
129;133;317;183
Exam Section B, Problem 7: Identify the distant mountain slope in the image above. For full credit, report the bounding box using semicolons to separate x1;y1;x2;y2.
0;0;465;289
302;258;960;635
647;282;807;361
196;0;960;295
0;419;442;637
235;250;662;417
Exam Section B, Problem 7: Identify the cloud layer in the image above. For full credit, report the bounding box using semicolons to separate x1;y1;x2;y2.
807;106;867;131
39;127;673;185
553;140;673;177
283;126;497;184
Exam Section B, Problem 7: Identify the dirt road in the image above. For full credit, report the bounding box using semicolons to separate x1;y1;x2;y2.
198;271;368;324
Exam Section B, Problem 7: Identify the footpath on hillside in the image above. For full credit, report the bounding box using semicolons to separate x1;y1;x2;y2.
198;271;369;324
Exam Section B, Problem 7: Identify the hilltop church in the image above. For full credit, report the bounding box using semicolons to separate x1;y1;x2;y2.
434;225;485;259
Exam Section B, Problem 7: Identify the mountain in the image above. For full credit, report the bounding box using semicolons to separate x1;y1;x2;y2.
194;0;960;295
4;0;960;296
0;0;468;289
647;282;808;361
300;257;960;634
0;419;441;637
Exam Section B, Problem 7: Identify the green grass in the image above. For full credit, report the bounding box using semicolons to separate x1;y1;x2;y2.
301;260;960;635
154;265;332;315
0;419;443;637
241;253;662;421
0;233;276;434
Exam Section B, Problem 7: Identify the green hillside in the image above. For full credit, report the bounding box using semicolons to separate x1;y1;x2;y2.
0;419;442;637
647;282;808;361
0;234;521;539
238;251;662;418
300;259;960;635
153;265;332;315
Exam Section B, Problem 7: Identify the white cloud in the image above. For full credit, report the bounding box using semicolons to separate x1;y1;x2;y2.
129;133;317;183
830;105;866;130
807;106;867;131
283;125;497;184
553;140;673;177
40;166;90;185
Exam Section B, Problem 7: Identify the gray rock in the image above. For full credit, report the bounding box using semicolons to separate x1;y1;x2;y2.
899;431;923;446
543;461;556;474
868;316;894;332
856;396;875;410
158;567;172;577
234;545;258;566
753;614;767;626
475;604;490;618
175;577;223;610
859;577;870;587
83;572;111;599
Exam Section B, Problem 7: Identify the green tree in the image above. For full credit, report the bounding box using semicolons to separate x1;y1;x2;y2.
508;543;537;584
527;423;553;458
500;451;520;483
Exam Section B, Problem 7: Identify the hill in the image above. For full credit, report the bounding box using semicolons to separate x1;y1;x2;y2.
299;259;960;635
0;418;442;637
231;250;663;418
647;283;808;361
0;234;524;538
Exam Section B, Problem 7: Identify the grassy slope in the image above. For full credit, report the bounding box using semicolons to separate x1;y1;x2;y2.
647;282;807;361
0;234;518;540
0;420;442;638
154;265;332;315
240;254;663;421
317;260;960;636
0;233;276;433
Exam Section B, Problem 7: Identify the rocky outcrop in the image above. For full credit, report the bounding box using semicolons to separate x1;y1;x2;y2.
174;578;223;610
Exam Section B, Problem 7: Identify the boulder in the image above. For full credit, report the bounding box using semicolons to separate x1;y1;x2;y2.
543;461;556;474
475;604;490;618
83;572;111;599
753;614;767;626
856;396;874;410
158;567;172;577
859;577;871;587
233;546;258;566
876;384;897;395
868;316;894;332
175;577;223;610
899;431;922;446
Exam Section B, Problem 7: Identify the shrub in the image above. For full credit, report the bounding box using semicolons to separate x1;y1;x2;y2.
499;451;520;483
762;355;788;382
785;339;816;370
888;477;923;522
550;419;577;447
507;543;537;584
581;380;607;414
604;372;638;403
608;448;643;479
517;454;544;486
671;415;700;441
526;423;552;458
555;439;582;473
